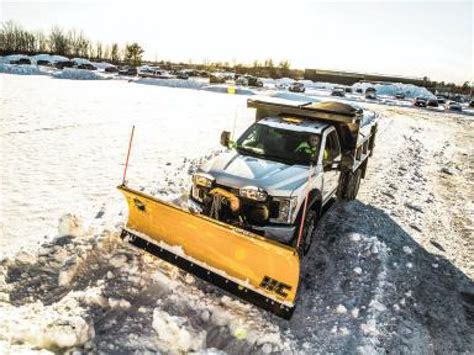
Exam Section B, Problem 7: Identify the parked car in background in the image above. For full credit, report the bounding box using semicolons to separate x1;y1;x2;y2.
55;60;75;69
236;75;263;87
395;92;405;99
331;88;345;97
365;88;377;100
76;63;97;70
355;88;363;94
209;73;226;84
436;95;447;105
445;101;462;112
104;66;119;73
36;60;51;66
413;97;428;107
11;57;32;65
288;82;305;93
175;71;189;80
426;98;439;107
118;67;138;76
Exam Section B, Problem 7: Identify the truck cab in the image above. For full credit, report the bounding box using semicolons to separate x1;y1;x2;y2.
189;97;377;255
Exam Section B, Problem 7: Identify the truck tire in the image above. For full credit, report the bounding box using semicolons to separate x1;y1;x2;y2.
293;206;319;256
339;169;362;200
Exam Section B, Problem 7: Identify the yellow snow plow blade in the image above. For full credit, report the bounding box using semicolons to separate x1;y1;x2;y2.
118;184;299;318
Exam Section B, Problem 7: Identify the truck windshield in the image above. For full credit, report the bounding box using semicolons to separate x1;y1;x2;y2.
236;122;320;165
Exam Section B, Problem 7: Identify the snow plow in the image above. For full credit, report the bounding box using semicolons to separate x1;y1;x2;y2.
118;185;299;318
118;96;378;319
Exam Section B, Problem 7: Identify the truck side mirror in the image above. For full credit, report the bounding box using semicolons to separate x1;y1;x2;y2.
220;131;231;147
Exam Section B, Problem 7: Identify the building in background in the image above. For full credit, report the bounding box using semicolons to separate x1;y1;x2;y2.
304;68;432;88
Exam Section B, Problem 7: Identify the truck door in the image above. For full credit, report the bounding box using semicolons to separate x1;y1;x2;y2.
322;129;342;201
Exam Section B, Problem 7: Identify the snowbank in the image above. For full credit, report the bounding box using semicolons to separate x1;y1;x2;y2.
0;63;43;75
352;82;435;99
71;57;92;65
134;77;207;90
52;68;107;80
91;61;116;70
0;54;30;64
31;54;69;64
201;84;256;95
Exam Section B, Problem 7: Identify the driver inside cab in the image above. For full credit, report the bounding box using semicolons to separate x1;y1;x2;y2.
295;134;329;161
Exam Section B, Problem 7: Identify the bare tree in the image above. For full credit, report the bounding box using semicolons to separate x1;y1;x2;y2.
49;26;69;56
124;42;144;66
110;43;120;63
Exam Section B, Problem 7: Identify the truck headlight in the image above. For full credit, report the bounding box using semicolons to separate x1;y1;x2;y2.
239;186;268;202
274;196;298;223
193;173;215;188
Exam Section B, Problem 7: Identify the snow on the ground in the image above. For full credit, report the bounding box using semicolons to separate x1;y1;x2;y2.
201;84;257;95
352;81;435;98
52;68;108;80
1;75;473;354
134;77;208;90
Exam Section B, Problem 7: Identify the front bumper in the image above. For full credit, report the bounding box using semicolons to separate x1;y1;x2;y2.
188;197;295;245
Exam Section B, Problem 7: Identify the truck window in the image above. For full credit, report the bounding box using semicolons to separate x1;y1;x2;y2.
323;130;341;164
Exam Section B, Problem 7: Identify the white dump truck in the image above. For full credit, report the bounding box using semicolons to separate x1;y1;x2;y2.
189;96;378;255
118;95;378;318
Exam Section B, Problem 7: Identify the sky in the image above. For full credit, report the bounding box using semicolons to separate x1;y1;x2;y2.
1;0;472;84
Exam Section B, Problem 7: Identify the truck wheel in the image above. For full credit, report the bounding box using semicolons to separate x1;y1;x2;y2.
339;169;362;200
295;208;317;256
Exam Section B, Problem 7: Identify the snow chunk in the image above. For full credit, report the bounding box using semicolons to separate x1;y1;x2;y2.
336;304;347;314
350;233;362;242
369;300;386;312
406;262;413;269
58;256;81;286
354;267;363;275
15;250;37;264
58;214;84;237
0;297;94;350
109;254;127;268
403;246;413;255
108;298;131;309
351;307;359;318
360;319;378;335
152;309;206;352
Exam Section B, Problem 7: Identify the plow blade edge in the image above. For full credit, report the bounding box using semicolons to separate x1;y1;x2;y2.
118;185;300;318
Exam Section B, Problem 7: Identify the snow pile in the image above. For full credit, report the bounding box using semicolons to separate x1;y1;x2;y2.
152;309;206;352
0;211;294;353
91;61;116;70
31;54;69;64
0;54;30;64
0;63;43;75
352;82;435;99
201;84;256;95
52;68;106;80
71;57;92;65
0;296;95;351
134;77;206;89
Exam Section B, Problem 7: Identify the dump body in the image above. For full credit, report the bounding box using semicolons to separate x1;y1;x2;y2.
247;96;378;172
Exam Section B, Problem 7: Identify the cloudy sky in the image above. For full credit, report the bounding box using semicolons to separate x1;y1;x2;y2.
2;0;472;83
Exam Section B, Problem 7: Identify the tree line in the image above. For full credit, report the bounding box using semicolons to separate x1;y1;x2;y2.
0;20;144;65
1;20;471;93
